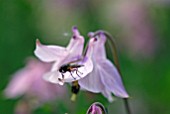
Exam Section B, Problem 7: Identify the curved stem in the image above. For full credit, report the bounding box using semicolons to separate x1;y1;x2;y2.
93;31;132;114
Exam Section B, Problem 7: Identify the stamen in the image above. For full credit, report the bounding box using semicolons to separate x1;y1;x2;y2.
71;81;80;101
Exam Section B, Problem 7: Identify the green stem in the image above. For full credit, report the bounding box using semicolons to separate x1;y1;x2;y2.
93;31;132;114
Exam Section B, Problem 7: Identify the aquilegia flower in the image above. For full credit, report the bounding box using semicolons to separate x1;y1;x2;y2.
4;57;66;103
86;102;107;114
79;33;129;102
34;26;129;102
34;26;93;85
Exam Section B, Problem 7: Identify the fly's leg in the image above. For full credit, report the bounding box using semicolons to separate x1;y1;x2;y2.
61;73;64;79
75;69;82;78
77;69;83;75
70;72;76;80
58;73;64;82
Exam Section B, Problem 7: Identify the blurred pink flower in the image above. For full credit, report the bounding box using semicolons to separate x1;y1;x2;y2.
4;58;66;103
79;33;129;102
34;26;93;85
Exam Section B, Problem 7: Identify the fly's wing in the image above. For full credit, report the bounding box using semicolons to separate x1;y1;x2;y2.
70;64;84;68
68;57;83;64
68;59;84;68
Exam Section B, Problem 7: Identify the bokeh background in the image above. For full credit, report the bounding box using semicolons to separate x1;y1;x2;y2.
0;0;170;114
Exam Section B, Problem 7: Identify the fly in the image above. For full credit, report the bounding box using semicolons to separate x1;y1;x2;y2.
58;63;84;81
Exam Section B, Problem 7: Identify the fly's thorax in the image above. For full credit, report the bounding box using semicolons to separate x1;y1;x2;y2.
59;64;70;73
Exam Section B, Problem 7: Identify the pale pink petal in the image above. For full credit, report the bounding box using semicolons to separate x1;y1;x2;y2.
67;38;84;57
79;61;117;102
99;59;129;98
50;27;84;72
79;62;104;93
66;26;84;52
66;27;84;59
84;38;97;58
93;33;129;98
79;37;105;92
102;89;114;102
93;34;107;60
34;39;68;62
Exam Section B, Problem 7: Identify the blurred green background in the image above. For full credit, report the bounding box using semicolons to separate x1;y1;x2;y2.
0;0;170;114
